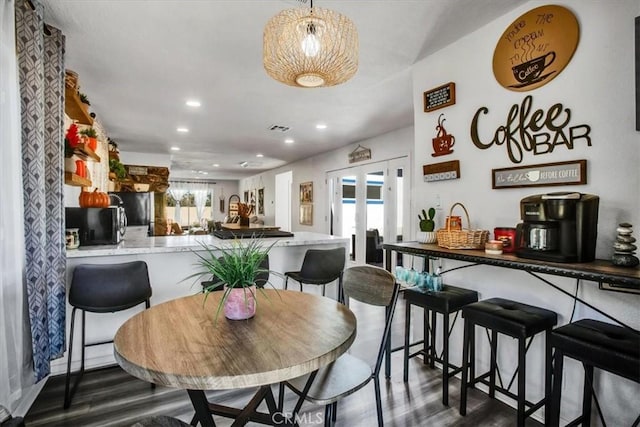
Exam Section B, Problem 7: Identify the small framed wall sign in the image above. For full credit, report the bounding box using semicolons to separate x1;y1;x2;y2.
492;159;587;189
423;82;455;112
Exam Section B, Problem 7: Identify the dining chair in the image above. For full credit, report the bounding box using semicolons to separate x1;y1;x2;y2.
279;265;400;427
64;261;153;409
284;247;346;301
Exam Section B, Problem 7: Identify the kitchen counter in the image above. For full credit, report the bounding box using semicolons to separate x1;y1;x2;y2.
67;231;345;258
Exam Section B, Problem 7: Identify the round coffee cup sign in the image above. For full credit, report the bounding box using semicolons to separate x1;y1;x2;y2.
493;5;579;91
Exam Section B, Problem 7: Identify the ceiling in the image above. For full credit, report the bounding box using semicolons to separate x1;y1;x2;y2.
42;0;525;180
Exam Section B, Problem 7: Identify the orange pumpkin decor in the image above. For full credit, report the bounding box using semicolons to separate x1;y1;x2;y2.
79;189;111;208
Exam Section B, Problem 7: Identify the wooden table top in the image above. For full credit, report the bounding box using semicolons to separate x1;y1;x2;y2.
114;290;357;390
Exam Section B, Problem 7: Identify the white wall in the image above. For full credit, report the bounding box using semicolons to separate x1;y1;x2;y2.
240;126;414;232
411;1;639;425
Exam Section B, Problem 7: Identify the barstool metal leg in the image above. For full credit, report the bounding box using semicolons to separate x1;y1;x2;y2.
544;329;553;426
63;307;78;409
582;363;594;426
489;329;498;398
403;301;411;382
550;348;564;427
460;319;471;416
442;311;450;406
517;336;527;427
429;310;437;368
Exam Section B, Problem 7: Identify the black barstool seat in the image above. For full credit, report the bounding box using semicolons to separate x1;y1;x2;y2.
460;297;557;427
551;319;639;380
549;319;640;427
403;285;479;406
404;285;479;312
462;297;557;338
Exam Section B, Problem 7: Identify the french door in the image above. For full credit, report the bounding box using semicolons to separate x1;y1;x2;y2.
327;157;410;266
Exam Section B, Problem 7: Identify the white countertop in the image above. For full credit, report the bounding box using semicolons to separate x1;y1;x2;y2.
66;231;349;258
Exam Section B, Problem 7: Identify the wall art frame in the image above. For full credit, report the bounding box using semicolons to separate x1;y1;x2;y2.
300;181;313;203
299;203;313;226
258;188;264;215
492;159;587;189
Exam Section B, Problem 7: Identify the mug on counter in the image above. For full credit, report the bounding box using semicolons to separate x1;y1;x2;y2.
66;228;80;250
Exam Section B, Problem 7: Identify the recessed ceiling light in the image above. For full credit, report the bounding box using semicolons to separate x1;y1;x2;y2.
176;127;189;133
284;138;294;144
170;146;180;151
256;153;264;158
315;123;327;130
212;163;220;167
185;100;201;107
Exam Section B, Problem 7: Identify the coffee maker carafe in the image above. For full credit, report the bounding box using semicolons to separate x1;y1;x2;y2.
516;192;599;263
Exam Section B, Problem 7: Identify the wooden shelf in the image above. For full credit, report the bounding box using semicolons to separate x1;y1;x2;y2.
70;142;100;162
64;171;91;187
64;86;93;125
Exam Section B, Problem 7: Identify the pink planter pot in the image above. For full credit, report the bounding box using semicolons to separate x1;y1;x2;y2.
223;285;256;320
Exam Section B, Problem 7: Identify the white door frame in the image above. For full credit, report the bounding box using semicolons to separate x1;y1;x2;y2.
326;156;410;265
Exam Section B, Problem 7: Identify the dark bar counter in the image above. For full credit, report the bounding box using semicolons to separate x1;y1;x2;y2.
383;242;640;289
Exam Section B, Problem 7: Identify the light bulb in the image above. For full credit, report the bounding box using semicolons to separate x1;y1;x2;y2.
301;22;320;57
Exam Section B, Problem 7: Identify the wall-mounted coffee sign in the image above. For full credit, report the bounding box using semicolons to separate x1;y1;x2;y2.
470;95;591;164
493;5;579;91
348;144;371;163
431;114;455;157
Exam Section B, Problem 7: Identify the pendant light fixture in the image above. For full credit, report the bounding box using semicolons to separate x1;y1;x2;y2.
263;0;358;88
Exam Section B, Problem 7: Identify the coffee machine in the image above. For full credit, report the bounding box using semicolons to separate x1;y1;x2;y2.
516;192;599;263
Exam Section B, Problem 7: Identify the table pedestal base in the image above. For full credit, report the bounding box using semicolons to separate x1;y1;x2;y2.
188;386;280;426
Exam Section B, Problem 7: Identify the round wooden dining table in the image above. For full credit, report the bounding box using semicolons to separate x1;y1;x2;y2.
114;289;357;426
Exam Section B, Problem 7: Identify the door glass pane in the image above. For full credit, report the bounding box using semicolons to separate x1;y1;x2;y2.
341;175;357;260
365;170;384;266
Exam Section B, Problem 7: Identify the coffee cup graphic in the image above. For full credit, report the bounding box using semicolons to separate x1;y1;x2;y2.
432;134;455;156
525;170;540;182
512;51;556;84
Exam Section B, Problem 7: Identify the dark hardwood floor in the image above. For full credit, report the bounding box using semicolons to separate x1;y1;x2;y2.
24;299;543;426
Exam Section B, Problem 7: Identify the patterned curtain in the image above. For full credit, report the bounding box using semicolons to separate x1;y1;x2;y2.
16;0;66;381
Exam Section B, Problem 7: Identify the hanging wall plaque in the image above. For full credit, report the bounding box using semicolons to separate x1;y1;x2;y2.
493;5;579;92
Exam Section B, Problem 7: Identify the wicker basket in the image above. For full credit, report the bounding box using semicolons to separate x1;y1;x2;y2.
436;203;489;249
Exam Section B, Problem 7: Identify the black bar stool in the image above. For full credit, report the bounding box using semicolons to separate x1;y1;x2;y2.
403;285;478;406
459;297;557;427
64;261;153;409
549;319;640;427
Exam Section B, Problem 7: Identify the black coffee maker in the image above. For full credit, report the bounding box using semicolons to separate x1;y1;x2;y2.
516;192;599;263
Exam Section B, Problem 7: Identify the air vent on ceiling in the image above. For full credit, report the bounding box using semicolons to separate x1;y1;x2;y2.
269;125;290;132
239;161;249;168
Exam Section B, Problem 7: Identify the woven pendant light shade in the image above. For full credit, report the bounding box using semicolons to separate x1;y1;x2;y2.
263;6;358;88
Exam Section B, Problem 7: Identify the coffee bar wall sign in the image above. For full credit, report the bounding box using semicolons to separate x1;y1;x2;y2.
471;95;592;164
492;159;586;189
493;5;579;92
424;82;455;112
348;144;371;163
423;160;461;182
431;114;455;157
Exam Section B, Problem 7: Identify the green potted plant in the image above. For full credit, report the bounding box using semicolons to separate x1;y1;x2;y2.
109;158;127;180
78;92;90;106
186;238;281;322
417;207;437;243
79;127;98;151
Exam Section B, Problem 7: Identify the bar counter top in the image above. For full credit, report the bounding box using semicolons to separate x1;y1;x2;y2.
383;241;640;288
67;231;348;258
